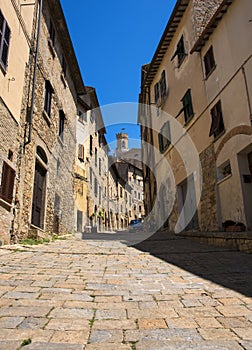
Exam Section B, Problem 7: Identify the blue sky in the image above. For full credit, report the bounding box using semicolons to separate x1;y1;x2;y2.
60;0;177;148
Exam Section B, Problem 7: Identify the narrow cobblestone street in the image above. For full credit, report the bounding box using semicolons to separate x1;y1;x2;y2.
0;233;251;350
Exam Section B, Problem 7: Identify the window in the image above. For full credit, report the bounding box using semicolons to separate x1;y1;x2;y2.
94;178;98;197
0;161;15;204
49;19;55;46
90;135;93;155
0;10;11;70
58;110;65;141
99;158;101;175
204;46;215;78
209;100;225;138
138;192;140;200
158;121;171;153
44;80;53;117
95;148;97;166
78;144;84;161
99;186;101;205
154;70;167;109
182;89;194;123
120;187;123;198
217;161;232;182
171;35;186;66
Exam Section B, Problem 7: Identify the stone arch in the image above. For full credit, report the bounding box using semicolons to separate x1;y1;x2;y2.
215;125;252;159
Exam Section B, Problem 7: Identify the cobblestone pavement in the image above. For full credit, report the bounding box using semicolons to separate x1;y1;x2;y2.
0;232;251;350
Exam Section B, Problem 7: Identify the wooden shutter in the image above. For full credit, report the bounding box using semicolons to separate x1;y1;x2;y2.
0;162;15;204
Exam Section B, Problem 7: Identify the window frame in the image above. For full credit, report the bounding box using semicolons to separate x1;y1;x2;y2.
44;80;54;117
58;110;65;141
158;121;171;154
181;89;194;124
0;10;11;71
209;100;225;139
204;45;216;78
0;161;15;205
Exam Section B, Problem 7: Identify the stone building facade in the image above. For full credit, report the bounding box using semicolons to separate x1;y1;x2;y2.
139;0;252;233
0;0;36;244
11;0;87;241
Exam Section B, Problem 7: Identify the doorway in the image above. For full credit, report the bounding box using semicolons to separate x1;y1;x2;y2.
31;161;46;229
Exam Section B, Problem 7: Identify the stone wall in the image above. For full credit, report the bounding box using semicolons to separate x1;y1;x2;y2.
199;144;219;231
0;98;19;244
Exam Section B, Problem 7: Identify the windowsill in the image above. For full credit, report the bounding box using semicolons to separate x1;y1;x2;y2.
184;114;195;126
205;64;217;80
43;110;51;125
48;38;56;58
30;223;45;232
0;198;12;211
0;61;7;76
217;173;232;185
213;129;225;143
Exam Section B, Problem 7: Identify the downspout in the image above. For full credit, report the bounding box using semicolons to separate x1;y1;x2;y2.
242;65;252;123
25;0;43;146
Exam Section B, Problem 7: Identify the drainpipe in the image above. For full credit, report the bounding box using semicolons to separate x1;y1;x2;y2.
25;0;43;146
242;66;252;122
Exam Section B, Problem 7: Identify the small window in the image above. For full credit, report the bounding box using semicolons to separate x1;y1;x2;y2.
95;148;97;167
209;100;225;138
171;35;186;66
154;82;160;104
158;121;171;153
0;10;11;70
99;186;101;205
44;80;53;117
204;46;216;78
99;158;101;175
78;144;84;161
217;161;232;182
182;89;194;123
94;178;98;197
49;19;55;45
0;161;15;204
120;187;123;198
90;135;93;155
89;168;92;187
160;70;167;98
58;110;65;141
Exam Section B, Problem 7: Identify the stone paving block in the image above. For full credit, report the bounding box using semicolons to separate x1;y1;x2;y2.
217;305;252;317
127;307;178;319
198;328;238;340
217;316;252;328
176;307;222;318
94;295;122;303
0;328;53;342
18;317;49;329
135;340;244;350
124;328;202;343
0;341;20;350
92;319;137;330
181;299;203;307
88;329;123;343
232;328;252;340
218;298;244;305
240;341;252;350
86;343;131;350
24;342;84;350
0;316;24;328
0;306;52;317
138;318;167;329
165;317;198;329
45;318;90;331
50;330;89;344
195;317;223;328
49;307;94;319
3;291;40;299
95;309;127;320
63;300;94;309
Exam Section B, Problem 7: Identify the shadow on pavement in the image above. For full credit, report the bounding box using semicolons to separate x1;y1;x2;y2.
133;231;252;298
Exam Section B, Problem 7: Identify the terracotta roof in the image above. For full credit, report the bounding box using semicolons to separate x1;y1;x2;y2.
190;0;234;53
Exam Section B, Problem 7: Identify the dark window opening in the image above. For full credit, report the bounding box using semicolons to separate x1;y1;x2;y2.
49;19;55;45
0;161;15;204
61;55;67;77
0;10;11;70
58;110;65;141
44;80;53;117
204;46;216;78
209;100;225;138
158;121;171;153
90;135;93;155
95;148;97;166
182;89;194;123
171;35;186;66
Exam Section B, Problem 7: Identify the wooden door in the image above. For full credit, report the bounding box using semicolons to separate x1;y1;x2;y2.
31;162;46;228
